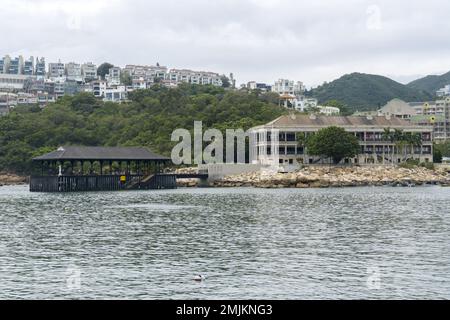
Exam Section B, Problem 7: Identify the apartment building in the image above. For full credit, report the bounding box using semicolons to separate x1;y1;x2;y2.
81;62;97;82
65;62;83;82
35;57;46;78
106;67;121;86
48;61;66;79
167;69;222;86
437;85;450;97
409;99;450;141
272;79;305;96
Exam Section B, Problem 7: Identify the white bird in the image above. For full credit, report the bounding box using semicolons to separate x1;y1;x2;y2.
193;274;206;281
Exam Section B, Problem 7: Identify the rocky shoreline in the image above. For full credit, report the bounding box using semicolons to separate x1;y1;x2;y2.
0;172;28;186
177;166;450;188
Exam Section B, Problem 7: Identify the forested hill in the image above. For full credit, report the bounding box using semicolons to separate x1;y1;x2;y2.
308;72;432;112
407;70;450;94
0;84;285;173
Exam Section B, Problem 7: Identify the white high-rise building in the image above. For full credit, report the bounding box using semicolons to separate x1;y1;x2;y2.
48;61;66;79
81;62;97;82
65;62;82;82
106;67;121;86
436;85;450;97
166;69;222;86
272;79;305;96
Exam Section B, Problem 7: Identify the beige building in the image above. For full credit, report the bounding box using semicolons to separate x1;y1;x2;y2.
378;99;416;119
249;114;433;170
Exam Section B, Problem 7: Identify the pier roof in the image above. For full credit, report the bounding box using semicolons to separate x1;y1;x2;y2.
33;146;170;162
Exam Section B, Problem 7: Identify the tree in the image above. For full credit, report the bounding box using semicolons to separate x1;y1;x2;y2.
306;126;360;164
220;75;230;88
97;62;114;80
433;143;443;163
120;71;132;86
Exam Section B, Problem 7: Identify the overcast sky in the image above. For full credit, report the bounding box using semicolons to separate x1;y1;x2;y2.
1;0;450;87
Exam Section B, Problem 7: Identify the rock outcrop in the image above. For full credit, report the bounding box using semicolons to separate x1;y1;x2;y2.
0;172;28;186
177;166;450;188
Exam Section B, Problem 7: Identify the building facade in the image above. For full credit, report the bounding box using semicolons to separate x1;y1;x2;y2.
167;69;222;86
249;114;434;170
436;85;450;97
81;62;97;82
408;99;450;140
48;61;66;79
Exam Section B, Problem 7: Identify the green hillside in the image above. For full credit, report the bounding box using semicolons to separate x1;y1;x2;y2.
407;70;450;94
0;84;285;174
309;73;432;112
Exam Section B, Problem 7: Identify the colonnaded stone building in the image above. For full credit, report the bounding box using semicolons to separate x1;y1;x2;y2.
248;114;434;170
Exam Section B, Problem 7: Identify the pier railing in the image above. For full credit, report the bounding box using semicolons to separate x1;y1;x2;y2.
30;174;177;192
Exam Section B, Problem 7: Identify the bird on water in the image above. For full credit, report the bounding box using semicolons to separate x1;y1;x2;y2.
194;275;206;281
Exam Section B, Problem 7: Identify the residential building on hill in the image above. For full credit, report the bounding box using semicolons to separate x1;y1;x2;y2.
81;62;97;82
106;67;121;86
408;99;450;140
65;62;83;82
48;61;65;79
436;85;450;97
166;69;222;86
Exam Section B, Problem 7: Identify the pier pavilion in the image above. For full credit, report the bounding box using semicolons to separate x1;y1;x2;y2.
30;146;177;192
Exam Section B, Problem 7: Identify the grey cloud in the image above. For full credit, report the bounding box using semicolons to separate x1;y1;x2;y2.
1;0;450;87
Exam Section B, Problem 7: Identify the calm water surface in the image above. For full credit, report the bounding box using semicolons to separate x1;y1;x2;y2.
0;185;449;299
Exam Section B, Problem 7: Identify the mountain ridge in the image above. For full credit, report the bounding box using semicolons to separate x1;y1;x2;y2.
308;72;433;112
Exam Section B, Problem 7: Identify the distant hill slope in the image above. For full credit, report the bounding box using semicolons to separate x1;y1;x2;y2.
407;70;450;94
309;72;432;112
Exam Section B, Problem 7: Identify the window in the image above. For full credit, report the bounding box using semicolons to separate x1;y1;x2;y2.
289;159;294;164
267;147;271;155
287;146;296;155
279;159;283;164
279;132;286;141
297;146;304;154
279;146;285;155
286;132;296;141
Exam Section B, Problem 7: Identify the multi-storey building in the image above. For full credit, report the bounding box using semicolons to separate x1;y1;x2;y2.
0;74;33;90
23;56;34;75
35;57;46;77
53;79;65;97
249;114;433;170
65;62;83;82
48;61;66;79
106;67;121;86
92;80;108;97
167;69;222;86
124;64;167;86
8;56;24;74
103;85;128;102
81;62;97;82
408;99;450;141
272;79;305;96
0;55;11;74
436;85;450;97
247;81;272;92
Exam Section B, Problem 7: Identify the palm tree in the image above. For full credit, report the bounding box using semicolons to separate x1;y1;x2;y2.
382;128;395;164
406;132;422;160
